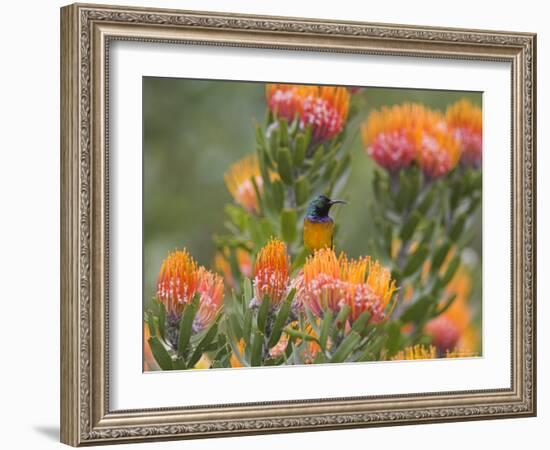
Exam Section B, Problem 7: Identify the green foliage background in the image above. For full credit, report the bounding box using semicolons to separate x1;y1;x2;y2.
143;78;482;312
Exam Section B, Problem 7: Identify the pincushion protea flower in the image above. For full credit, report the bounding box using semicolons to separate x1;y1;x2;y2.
266;84;350;142
224;154;264;214
361;104;418;172
252;238;290;307
156;249;224;332
445;99;482;168
414;110;461;178
296;248;396;324
362;103;461;178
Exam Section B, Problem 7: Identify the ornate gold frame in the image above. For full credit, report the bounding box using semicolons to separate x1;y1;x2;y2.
60;3;536;446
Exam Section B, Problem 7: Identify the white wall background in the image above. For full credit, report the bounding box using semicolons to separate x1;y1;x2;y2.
0;0;546;449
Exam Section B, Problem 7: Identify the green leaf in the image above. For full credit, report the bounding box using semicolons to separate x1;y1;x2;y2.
449;214;467;241
148;336;173;370
257;296;270;333
243;308;252;346
281;208;297;243
318;310;333;352
350;310;371;334
172;358;186;370
243;278;253;303
322;160;337;181
284;327;320;344
189;319;220;367
250;331;264;366
294;176;310;207
335;304;351;329
255;124;268;154
395;171;411;212
270;179;285;212
431;241;451;274
440;254;460;286
400;296;434;323
277;147;294;184
279;118;289;147
417;188;435;215
250;175;264;215
308;146;325;174
330;331;361;363
268;290;295;348
333;154;351;181
177;295;199;356
385;321;403;356
146;313;156;338
402;244;429;277
269;127;280;156
399;211;422;243
294;134;306;166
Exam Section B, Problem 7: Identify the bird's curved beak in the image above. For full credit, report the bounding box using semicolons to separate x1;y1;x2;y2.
330;199;347;206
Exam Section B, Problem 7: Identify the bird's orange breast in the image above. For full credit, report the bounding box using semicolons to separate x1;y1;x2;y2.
303;218;334;251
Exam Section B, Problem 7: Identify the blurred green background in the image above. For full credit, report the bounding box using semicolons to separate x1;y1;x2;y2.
143;78;482;309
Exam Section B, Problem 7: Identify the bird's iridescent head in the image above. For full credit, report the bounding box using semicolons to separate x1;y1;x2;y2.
306;195;347;219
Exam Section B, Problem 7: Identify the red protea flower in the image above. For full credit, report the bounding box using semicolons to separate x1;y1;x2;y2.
362;103;461;178
253;238;291;307
156;249;224;330
445;99;482;168
297;248;396;325
266;84;350;142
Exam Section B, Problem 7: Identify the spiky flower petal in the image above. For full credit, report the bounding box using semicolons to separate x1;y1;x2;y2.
266;84;350;142
253;238;290;307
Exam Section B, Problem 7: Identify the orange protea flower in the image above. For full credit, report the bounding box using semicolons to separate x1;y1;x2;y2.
297;248;396;324
362;103;460;178
156;249;224;330
266;84;350;142
253;238;290;307
425;266;476;353
361;103;419;172
414;110;461;178
224;154;263;214
446;99;482;168
214;248;253;289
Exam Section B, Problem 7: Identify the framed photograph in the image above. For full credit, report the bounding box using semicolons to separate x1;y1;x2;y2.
60;3;536;446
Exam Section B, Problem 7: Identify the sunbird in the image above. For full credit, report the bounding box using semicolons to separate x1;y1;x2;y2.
303;195;347;252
